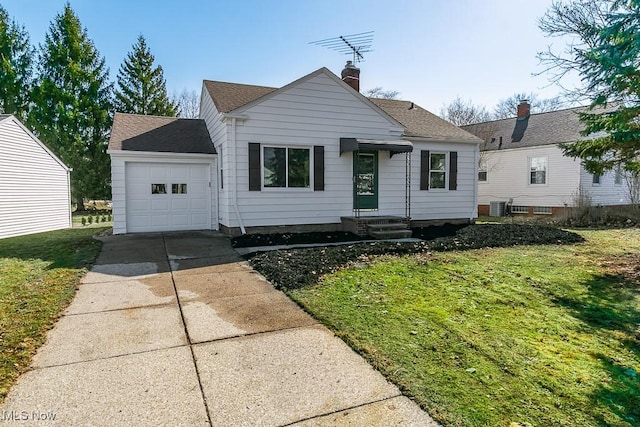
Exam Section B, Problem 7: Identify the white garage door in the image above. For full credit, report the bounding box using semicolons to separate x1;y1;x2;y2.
125;162;211;233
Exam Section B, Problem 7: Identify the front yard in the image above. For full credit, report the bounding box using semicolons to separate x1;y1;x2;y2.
0;228;106;402
269;228;639;426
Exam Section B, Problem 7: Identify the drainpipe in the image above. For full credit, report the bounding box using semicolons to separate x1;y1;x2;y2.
471;145;479;222
230;117;246;234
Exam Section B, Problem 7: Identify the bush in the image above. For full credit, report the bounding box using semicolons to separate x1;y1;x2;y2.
87;216;93;225
81;217;86;226
249;224;584;290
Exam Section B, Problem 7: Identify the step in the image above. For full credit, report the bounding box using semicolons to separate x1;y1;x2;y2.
367;222;409;231
369;229;413;240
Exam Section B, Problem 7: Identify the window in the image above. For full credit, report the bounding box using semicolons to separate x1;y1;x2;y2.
151;184;166;194
511;205;528;214
529;157;547;185
478;161;488;182
615;164;623;186
430;152;447;189
533;206;553;215
219;146;224;189
592;173;601;185
172;184;187;194
263;146;310;188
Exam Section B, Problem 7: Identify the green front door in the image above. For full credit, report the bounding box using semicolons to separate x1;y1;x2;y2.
353;151;378;210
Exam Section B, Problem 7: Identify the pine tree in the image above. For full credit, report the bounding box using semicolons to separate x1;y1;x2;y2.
29;3;112;206
114;35;176;116
0;5;33;121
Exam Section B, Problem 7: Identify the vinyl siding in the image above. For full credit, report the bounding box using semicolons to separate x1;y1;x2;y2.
579;166;630;205
0;118;71;239
478;145;582;207
204;71;477;229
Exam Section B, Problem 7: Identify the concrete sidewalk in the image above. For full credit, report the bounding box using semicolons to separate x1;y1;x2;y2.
1;231;437;426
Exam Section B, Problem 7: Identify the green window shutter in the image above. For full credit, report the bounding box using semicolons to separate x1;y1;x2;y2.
420;150;430;190
248;143;261;191
313;146;324;191
449;151;458;191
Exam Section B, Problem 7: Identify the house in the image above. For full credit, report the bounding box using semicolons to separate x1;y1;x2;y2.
462;101;630;216
0;114;71;239
109;63;482;235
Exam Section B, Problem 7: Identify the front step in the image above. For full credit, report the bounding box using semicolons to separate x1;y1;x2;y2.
368;229;413;240
367;222;409;231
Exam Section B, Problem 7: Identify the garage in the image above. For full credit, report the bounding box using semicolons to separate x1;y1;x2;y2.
125;162;211;233
108;113;217;234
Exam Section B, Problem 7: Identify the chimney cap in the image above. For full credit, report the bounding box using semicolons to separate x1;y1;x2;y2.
519;99;530;105
344;60;358;70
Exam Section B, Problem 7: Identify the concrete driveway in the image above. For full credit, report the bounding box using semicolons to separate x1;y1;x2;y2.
1;231;437;426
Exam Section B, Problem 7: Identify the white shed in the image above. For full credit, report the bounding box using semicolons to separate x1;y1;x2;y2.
0;114;71;239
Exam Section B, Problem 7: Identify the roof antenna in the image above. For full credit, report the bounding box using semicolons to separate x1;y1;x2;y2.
309;31;374;63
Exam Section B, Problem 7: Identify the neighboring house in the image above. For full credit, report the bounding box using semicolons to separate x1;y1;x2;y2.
0;114;71;239
463;101;630;216
109;63;481;235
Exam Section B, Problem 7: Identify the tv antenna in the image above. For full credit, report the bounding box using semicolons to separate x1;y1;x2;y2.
309;31;374;63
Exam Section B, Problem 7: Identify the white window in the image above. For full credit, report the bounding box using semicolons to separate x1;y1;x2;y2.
263;146;310;188
533;206;553;215
511;205;528;214
172;184;187;194
592;174;601;185
529;157;548;185
151;184;166;194
478;161;487;182
615;164;623;186
430;152;447;189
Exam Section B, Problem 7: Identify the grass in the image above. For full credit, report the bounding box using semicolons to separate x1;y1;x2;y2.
0;227;106;402
288;228;640;427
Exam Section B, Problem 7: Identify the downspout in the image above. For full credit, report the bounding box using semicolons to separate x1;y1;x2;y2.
471;145;479;222
67;168;73;228
230;117;246;234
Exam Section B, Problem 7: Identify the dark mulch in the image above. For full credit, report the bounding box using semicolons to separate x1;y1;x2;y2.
411;223;467;240
248;224;584;290
231;231;372;248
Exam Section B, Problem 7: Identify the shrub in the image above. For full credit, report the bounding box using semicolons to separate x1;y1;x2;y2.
81;217;86;226
87;216;93;225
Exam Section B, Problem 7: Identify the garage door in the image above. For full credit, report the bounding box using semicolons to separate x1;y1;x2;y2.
125;162;211;233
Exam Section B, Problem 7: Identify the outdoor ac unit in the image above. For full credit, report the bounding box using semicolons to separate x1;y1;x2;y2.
489;201;506;217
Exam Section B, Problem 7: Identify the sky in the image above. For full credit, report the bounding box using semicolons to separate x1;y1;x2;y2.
1;0;579;114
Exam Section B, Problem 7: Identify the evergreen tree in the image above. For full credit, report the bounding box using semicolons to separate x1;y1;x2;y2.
29;4;112;206
114;35;176;116
0;5;33;121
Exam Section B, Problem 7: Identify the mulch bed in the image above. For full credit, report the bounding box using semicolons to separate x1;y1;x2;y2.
231;231;372;248
248;224;584;290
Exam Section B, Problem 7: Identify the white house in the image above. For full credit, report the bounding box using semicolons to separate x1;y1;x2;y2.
463;101;630;216
0;114;71;239
109;63;481;236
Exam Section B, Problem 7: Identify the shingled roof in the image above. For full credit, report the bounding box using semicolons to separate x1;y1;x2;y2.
108;113;215;154
203;74;480;142
461;107;589;152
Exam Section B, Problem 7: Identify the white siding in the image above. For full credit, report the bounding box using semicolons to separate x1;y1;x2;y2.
579;166;629;205
478;145;582;208
0;117;71;239
201;71;477;229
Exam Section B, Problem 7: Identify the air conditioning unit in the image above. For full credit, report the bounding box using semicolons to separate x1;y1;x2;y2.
489;201;506;217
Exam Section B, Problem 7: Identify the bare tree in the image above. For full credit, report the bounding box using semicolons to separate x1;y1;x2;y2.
493;92;564;119
364;87;400;99
624;172;640;209
537;0;609;101
440;96;493;126
173;89;200;118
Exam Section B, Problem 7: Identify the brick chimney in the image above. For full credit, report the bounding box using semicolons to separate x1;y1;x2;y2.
517;99;531;119
341;60;360;92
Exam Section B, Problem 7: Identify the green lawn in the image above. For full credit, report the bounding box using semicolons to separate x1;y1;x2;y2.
0;228;106;402
288;229;640;427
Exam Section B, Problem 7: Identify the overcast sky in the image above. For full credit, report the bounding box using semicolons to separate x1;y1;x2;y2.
2;0;579;115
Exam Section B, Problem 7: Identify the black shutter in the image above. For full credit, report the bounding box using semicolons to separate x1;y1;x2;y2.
248;143;261;191
313;146;324;191
449;151;458;191
420;150;430;190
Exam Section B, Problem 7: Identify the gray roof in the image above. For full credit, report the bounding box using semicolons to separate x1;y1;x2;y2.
204;73;480;142
461;107;589;151
108;113;216;154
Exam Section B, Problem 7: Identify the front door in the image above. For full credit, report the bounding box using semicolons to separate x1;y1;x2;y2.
353;151;378;210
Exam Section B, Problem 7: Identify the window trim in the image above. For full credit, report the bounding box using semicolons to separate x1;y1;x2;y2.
592;173;601;186
429;151;448;191
478;160;488;183
261;144;313;191
528;156;548;186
